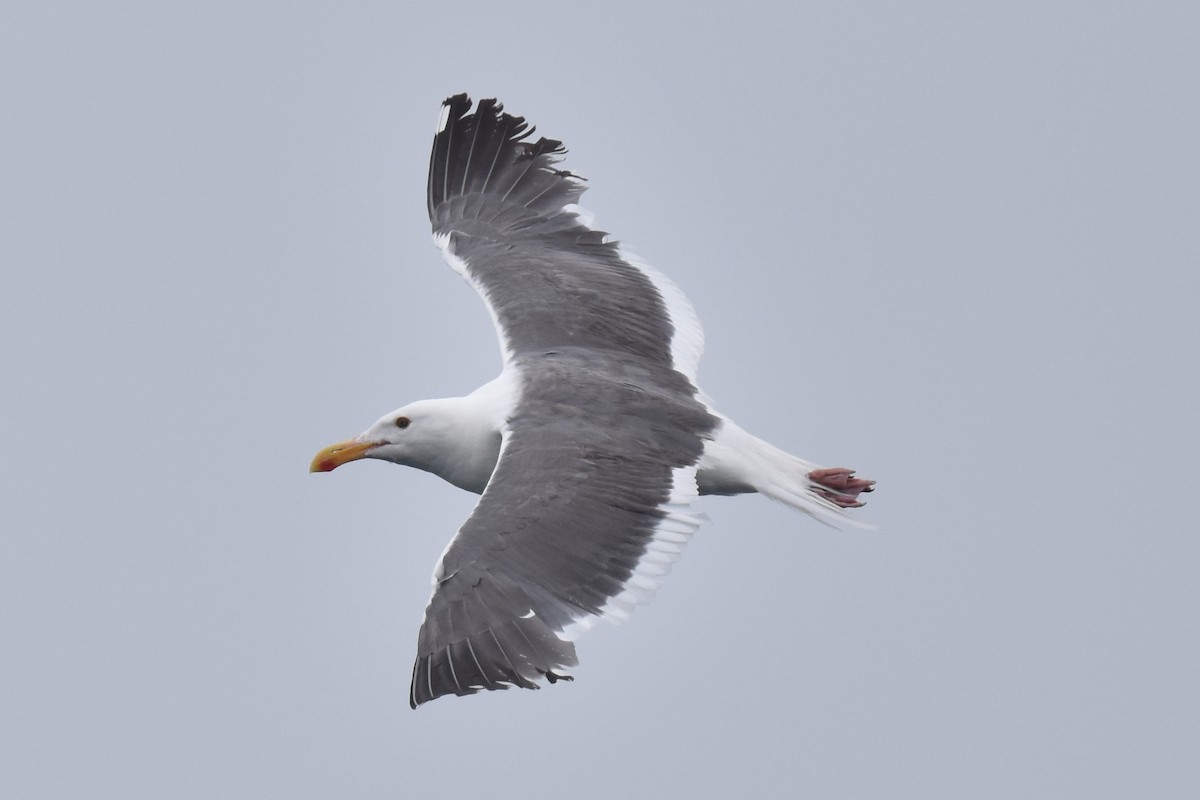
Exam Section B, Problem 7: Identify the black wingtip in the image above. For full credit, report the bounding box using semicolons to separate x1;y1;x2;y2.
427;93;583;227
409;610;580;707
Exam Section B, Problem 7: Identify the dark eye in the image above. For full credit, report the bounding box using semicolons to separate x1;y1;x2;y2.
394;416;411;429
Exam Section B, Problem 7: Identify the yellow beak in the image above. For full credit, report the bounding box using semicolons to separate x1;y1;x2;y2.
310;439;379;473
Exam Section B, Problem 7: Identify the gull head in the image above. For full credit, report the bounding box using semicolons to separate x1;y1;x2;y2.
310;396;502;494
310;400;456;473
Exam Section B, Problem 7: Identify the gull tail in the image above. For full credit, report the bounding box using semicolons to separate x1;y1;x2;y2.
699;418;877;530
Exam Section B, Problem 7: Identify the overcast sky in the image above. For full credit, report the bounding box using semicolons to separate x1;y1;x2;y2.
3;2;1198;798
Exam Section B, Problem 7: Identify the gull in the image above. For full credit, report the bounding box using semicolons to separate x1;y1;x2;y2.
312;94;874;707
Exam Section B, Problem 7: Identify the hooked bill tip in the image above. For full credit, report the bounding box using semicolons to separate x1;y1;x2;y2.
309;439;377;473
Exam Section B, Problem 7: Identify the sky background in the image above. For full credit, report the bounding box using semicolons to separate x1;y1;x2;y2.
3;2;1198;798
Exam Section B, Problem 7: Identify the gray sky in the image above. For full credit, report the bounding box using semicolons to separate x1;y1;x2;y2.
3;2;1198;798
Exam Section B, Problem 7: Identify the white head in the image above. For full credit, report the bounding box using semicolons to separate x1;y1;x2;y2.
310;397;502;493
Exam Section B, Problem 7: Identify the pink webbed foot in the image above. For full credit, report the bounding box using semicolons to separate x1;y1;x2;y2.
808;467;876;509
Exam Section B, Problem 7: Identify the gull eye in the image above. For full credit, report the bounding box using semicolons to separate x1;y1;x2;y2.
394;416;411;429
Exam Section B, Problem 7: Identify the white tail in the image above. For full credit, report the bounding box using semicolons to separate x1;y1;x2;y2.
697;418;877;530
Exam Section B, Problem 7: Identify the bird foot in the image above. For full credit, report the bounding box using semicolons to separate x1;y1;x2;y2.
544;670;574;684
809;467;875;508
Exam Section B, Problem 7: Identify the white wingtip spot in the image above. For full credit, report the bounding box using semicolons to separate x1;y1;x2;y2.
436;102;452;134
560;203;597;230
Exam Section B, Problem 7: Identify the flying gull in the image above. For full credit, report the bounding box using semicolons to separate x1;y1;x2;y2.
311;94;875;708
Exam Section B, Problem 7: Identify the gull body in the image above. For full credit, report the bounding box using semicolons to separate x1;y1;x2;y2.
319;371;869;507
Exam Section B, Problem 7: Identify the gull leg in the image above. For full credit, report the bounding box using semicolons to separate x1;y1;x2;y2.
808;467;876;508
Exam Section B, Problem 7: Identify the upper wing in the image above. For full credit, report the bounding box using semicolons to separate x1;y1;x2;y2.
427;94;705;381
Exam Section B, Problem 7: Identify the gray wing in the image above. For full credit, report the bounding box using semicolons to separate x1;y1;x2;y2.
411;95;716;707
428;94;693;370
410;353;714;707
